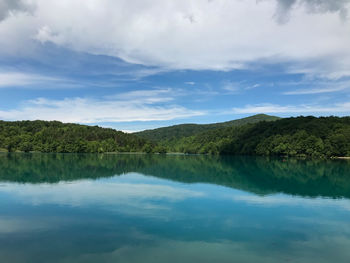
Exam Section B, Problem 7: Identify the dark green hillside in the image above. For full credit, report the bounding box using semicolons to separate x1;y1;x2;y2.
134;114;280;142
169;116;350;158
0;120;150;153
222;116;350;157
1;115;349;157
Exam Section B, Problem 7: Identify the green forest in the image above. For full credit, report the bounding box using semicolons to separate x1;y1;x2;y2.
163;116;350;158
1;115;350;158
135;114;280;141
0;120;154;153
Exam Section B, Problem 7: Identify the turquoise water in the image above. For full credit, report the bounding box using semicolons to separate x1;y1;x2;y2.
0;153;350;263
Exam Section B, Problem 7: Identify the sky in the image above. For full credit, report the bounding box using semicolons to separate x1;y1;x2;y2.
0;0;350;132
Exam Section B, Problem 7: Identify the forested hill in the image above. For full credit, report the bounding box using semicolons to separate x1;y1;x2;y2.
134;114;280;142
0;120;151;153
1;116;349;158
167;116;350;158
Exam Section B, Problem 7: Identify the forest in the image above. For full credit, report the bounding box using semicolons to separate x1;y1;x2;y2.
135;114;280;141
0;115;349;158
162;116;350;158
0;120;155;153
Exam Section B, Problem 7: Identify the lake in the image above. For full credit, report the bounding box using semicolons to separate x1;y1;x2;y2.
0;153;350;263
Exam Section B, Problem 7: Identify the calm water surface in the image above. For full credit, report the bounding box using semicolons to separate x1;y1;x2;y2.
0;153;350;263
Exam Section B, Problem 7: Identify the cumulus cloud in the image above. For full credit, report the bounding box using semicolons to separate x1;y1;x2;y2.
0;0;31;21
302;0;349;17
0;88;204;123
275;0;350;23
0;0;349;78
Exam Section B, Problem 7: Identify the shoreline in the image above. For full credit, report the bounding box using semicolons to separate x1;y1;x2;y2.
1;151;349;160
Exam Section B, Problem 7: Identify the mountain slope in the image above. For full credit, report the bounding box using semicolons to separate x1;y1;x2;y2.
134;114;280;142
170;116;350;158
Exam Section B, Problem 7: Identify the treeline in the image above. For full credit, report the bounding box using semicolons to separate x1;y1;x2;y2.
0;120;155;153
135;114;280;141
1;116;349;157
161;116;350;158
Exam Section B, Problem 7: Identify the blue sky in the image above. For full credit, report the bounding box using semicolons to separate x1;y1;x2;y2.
0;0;350;132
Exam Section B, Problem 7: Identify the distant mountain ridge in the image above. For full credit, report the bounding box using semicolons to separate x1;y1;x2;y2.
134;114;280;142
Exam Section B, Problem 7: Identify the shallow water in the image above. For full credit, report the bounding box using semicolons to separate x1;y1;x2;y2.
0;153;350;263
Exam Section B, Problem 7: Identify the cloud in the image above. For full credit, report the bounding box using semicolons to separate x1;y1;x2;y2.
0;71;77;88
230;102;350;114
0;0;349;78
222;81;241;93
0;88;204;123
112;89;174;103
283;79;350;94
0;0;31;21
274;0;350;23
274;0;298;23
35;25;64;44
302;0;350;17
222;81;261;93
284;86;348;95
250;84;261;89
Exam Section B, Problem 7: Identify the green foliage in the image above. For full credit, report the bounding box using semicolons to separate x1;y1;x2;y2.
1;116;349;158
0;120;151;153
160;116;350;158
134;114;280;142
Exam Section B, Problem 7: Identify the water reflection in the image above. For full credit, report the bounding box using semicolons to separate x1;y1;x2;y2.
0;153;349;198
0;153;349;263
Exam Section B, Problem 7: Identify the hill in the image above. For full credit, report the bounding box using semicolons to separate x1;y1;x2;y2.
134;114;280;142
1;115;349;158
0;120;151;153
168;116;350;158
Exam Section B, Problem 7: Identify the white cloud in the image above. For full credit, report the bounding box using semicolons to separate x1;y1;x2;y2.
283;79;350;94
284;86;348;95
230;102;350;114
35;25;64;44
0;0;349;77
222;81;262;93
0;88;204;123
222;81;241;93
112;88;174;103
0;71;67;88
250;84;261;89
